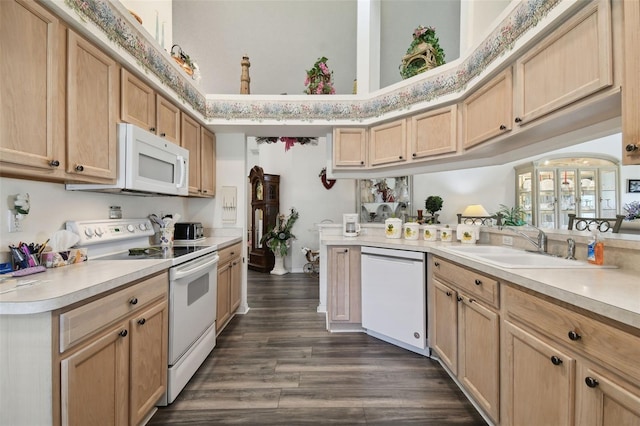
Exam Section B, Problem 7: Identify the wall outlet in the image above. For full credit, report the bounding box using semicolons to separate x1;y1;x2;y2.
502;235;514;246
7;210;22;233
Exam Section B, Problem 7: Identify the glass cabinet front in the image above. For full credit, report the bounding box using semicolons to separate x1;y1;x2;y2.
515;156;620;230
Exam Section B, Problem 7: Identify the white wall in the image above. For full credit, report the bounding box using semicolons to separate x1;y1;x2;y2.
252;137;356;271
172;0;358;95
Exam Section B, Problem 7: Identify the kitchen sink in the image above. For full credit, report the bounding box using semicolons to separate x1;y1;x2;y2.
442;245;614;269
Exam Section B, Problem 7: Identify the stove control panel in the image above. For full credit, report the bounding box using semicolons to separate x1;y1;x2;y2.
66;219;155;245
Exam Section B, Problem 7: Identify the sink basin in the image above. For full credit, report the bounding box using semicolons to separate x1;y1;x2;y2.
442;245;612;269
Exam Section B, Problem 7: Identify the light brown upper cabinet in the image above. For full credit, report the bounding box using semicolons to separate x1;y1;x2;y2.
462;68;513;150
409;105;458;160
121;69;181;145
514;0;613;127
369;118;408;167
199;127;216;197
180;113;201;196
622;0;640;165
66;29;118;181
0;0;65;179
156;95;181;145
121;68;156;132
333;128;367;168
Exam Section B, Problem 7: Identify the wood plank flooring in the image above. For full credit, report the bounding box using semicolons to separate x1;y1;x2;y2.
148;271;487;425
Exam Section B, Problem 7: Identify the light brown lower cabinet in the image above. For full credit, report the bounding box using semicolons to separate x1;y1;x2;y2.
57;272;168;426
431;261;500;423
502;284;640;426
216;243;242;333
327;246;361;326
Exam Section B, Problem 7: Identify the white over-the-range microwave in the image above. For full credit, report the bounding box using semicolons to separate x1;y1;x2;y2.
67;123;189;196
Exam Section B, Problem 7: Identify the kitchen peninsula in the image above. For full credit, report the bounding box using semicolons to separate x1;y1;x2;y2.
319;223;640;425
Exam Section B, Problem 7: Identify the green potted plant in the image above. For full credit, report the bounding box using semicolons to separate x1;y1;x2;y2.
496;204;527;226
424;196;443;224
260;207;299;275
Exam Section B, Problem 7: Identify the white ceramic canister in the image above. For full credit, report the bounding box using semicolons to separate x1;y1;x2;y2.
404;222;420;240
384;218;402;239
439;226;453;242
422;225;438;241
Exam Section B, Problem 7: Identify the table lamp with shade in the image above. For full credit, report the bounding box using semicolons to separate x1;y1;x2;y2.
457;204;495;225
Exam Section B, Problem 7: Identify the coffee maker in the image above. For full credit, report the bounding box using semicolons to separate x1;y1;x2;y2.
343;213;360;237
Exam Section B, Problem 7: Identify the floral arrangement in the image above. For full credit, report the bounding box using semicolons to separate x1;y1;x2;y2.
256;137;317;151
304;57;336;94
400;25;446;79
171;44;201;82
623;201;640;220
260;208;299;257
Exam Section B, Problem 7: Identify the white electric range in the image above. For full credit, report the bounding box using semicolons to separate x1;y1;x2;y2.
66;218;219;405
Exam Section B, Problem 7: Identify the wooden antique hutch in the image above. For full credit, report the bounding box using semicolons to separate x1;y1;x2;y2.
248;166;280;272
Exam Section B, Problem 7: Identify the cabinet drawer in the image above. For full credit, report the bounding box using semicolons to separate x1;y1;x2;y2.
504;285;640;383
218;242;242;265
59;272;168;352
432;257;499;308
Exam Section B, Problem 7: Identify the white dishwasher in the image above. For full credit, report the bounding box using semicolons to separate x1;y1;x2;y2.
360;246;428;355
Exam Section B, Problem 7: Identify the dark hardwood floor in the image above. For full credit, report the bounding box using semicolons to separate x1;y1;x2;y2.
149;271;487;425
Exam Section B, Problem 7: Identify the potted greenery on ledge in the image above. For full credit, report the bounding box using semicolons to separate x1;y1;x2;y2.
400;26;446;79
260;208;299;275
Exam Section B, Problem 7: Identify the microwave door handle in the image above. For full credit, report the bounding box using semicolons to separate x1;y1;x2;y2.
177;155;187;189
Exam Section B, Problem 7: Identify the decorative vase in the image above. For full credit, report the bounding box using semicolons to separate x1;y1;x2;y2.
271;252;288;275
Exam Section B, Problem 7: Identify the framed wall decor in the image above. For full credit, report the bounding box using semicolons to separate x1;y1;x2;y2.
628;179;640;193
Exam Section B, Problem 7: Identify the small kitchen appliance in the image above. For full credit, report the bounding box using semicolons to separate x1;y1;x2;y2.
343;213;361;237
174;222;204;242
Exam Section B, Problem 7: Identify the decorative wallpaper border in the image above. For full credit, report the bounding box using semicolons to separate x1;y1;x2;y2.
65;0;561;123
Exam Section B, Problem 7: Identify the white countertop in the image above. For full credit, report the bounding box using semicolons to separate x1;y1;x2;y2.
0;236;241;315
322;235;640;329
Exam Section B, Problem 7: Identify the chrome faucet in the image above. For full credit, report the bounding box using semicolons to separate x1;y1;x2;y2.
504;225;548;253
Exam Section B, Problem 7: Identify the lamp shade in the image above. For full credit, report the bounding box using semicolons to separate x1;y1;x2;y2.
462;204;490;217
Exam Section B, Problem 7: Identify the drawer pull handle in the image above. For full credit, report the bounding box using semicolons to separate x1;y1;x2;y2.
550;356;563;365
585;377;599;388
160;132;166;137
434;262;440;267
119;329;128;337
515;117;522;123
129;297;138;305
49;160;60;167
474;279;482;286
499;124;507;130
150;127;156;132
568;330;581;341
456;296;463;302
445;291;452;297
138;318;146;325
468;298;475;303
75;165;84;172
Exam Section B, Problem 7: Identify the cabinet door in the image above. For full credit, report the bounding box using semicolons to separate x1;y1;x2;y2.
369;119;407;166
622;0;640;165
328;247;361;323
333;128;367;168
503;321;576;426
409;105;457;160
129;300;168;426
60;323;129;426
67;30;118;181
230;255;242;313
462;68;512;149
0;0;64;176
575;361;640;426
432;279;458;374
458;296;500;423
216;261;231;332
515;0;612;126
121;68;156;132
200;127;216;197
156;94;181;144
181;113;201;195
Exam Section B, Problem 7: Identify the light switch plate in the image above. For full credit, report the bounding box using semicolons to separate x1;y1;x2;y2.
7;210;22;233
502;235;513;246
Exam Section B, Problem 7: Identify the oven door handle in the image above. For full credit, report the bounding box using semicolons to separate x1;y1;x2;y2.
172;254;219;280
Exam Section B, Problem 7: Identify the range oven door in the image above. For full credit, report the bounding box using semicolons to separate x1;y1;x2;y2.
168;252;219;365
